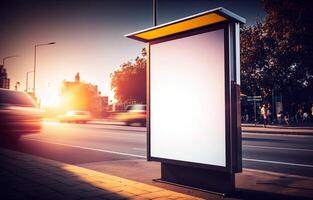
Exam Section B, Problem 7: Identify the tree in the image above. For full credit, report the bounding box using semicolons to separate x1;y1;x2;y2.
240;22;268;96
111;49;146;104
262;0;313;104
241;0;313;106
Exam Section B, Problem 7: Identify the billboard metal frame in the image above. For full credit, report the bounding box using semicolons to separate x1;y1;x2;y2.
146;21;240;173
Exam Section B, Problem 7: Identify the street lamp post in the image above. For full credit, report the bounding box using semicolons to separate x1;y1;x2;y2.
15;82;20;91
153;0;157;26
2;55;19;67
26;70;34;92
33;42;56;96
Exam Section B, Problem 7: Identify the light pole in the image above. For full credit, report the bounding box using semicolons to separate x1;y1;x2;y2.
153;0;158;26
33;42;56;96
15;82;20;91
2;55;19;67
25;70;34;92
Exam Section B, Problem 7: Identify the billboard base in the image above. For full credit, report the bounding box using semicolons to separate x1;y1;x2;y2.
160;163;235;194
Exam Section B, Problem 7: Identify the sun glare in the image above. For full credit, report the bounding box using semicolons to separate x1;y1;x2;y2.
39;88;60;108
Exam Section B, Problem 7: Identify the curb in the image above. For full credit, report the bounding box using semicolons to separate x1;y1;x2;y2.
242;129;313;136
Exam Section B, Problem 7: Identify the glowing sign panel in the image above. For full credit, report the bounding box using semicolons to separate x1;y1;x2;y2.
150;29;226;167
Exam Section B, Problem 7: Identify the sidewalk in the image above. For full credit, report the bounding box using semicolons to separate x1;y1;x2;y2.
1;147;313;200
0;148;202;200
242;123;313;135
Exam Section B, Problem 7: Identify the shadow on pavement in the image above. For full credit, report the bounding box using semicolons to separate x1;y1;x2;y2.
231;189;313;200
1;138;312;200
0;140;127;200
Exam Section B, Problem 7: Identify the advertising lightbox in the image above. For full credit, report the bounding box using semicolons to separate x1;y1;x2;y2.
150;29;226;167
126;8;245;192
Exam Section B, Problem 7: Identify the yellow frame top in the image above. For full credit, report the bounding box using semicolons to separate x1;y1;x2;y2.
126;7;246;42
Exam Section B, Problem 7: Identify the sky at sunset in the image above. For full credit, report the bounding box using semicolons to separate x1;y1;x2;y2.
0;0;264;107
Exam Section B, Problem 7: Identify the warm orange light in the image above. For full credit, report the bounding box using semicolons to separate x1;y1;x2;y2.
58;83;94;112
130;13;226;41
126;7;246;42
39;88;60;108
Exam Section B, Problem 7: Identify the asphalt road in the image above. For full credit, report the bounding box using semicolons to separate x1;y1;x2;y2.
1;121;313;178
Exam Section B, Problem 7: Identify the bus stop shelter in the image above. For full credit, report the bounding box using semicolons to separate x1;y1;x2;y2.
126;7;245;194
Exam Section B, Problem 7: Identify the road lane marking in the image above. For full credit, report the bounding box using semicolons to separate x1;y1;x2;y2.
23;138;146;159
132;148;146;151
243;145;313;152
243;158;313;168
23;138;313;168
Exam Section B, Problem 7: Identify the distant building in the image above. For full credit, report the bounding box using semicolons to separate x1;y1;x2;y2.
59;73;108;117
75;72;80;82
92;96;109;117
0;65;10;89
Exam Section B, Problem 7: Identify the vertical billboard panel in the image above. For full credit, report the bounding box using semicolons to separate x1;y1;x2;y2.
150;29;226;167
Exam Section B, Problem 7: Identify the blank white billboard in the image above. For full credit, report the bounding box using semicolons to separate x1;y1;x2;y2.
150;29;226;167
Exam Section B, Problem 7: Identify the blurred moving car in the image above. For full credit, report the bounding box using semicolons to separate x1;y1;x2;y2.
113;104;146;126
59;110;91;123
0;89;43;141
